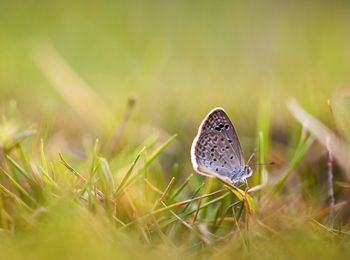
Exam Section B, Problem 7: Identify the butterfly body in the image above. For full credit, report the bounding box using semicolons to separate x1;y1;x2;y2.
191;107;252;184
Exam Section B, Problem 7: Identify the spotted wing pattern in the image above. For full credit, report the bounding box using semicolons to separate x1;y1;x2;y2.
191;108;245;180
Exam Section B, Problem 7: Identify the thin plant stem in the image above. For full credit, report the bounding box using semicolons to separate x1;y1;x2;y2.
326;136;335;228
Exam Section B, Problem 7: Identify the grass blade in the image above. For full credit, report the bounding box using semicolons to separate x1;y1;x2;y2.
168;173;194;202
5;155;34;185
123;134;177;188
0;168;38;206
215;177;256;210
114;148;144;196
0;183;32;211
273;135;315;191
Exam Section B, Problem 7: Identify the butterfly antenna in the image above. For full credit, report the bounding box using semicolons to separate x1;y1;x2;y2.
246;149;256;166
254;161;275;166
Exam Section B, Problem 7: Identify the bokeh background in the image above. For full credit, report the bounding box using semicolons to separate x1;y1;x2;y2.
2;0;350;132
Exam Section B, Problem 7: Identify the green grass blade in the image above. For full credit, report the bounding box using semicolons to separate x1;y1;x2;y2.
168;173;194;202
157;192;231;230
0;183;32;211
142;134;177;169
40;139;48;177
273;135;315;191
5;155;33;184
216;177;256;210
257;131;265;185
181;182;205;213
0;168;38;206
123;134;177;188
99;157;115;193
114;148;144;196
123;189;228;229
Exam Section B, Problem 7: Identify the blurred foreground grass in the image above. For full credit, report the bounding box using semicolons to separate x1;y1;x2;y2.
1;1;350;259
1;99;350;260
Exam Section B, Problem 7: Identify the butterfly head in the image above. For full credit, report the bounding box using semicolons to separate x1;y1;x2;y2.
230;165;253;183
244;166;253;178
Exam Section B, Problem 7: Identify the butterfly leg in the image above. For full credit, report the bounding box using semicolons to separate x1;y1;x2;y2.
244;178;249;190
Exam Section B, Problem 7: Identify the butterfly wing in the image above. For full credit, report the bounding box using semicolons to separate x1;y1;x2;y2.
191;107;245;179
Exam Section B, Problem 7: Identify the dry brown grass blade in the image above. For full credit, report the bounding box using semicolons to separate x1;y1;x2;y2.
32;41;113;127
152;177;176;211
120;189;226;230
143;178;163;195
287;99;350;179
312;201;348;220
335;181;350;190
106;96;136;158
160;201;211;245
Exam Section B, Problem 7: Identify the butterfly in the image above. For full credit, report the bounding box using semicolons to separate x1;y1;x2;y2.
190;107;252;184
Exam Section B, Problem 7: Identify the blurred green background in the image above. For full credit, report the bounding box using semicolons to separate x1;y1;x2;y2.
1;0;350;128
